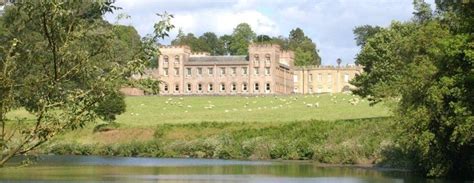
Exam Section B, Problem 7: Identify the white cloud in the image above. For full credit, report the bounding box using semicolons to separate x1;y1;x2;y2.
106;0;437;65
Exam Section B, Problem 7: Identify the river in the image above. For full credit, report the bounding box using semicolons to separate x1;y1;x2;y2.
0;155;461;182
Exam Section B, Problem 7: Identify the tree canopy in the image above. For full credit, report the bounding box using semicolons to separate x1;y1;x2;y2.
351;0;473;178
170;24;321;66
0;1;172;166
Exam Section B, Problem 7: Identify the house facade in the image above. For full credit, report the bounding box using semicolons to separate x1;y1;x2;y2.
123;43;362;96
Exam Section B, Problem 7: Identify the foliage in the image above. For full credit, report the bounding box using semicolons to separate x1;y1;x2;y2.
46;118;395;164
0;1;172;166
351;0;473;178
170;24;320;66
289;28;321;66
353;25;382;47
229;23;256;55
294;48;313;66
94;92;126;122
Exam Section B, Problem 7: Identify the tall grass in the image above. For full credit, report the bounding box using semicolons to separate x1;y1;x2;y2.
46;117;396;165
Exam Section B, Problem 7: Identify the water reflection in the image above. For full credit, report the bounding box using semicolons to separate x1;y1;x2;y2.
0;155;457;183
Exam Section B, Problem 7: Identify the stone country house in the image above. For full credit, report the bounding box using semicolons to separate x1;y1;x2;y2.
121;44;362;96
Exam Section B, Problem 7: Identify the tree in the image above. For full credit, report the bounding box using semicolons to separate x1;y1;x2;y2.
294;48;313;66
94;92;126;122
219;34;232;55
199;32;221;55
353;25;382;47
0;1;173;166
229;23;256;55
288;28;321;66
255;34;272;43
351;0;473;178
271;36;290;50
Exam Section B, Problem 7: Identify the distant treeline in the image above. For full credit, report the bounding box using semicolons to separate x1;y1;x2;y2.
169;23;321;66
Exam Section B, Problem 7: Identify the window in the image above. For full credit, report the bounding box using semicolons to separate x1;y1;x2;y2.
231;67;237;75
198;83;203;91
265;54;271;65
294;87;298;92
327;74;332;82
317;85;323;93
175;84;179;92
187;83;192;92
242;83;248;91
265;67;270;75
174;55;180;65
254;55;260;65
294;75;298;82
265;83;271;92
197;67;202;75
242;67;248;75
220;83;226;91
309;86;313;93
344;73;350;82
208;68;214;75
186;68;192;76
163;84;168;92
231;83;237;91
174;68;179;76
220;67;226;75
318;73;322;81
327;85;332;92
163;68;168;76
208;83;213;91
309;74;313;82
254;68;259;75
254;83;259;91
163;56;169;65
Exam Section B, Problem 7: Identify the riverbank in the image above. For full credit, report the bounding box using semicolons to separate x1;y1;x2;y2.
42;117;406;167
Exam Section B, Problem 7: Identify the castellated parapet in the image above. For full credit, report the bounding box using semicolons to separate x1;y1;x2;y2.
190;52;211;57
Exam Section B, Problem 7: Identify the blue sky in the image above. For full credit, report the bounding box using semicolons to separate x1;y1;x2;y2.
105;0;435;65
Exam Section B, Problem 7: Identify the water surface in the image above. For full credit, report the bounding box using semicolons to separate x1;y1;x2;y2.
0;155;459;183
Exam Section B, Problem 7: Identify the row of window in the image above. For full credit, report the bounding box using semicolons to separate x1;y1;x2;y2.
294;85;334;93
163;67;271;77
163;83;272;93
294;73;352;83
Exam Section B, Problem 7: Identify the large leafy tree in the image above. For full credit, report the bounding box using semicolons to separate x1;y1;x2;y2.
199;32;222;55
353;25;382;47
0;1;172;166
351;0;473;178
229;23;256;55
288;28;321;66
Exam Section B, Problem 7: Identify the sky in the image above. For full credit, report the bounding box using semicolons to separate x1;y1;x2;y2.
104;0;435;65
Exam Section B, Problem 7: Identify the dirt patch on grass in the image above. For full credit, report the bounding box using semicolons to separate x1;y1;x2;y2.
93;128;155;144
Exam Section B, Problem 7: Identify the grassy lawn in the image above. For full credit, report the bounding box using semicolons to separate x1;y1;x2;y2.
115;93;390;126
9;93;396;164
7;93;390;126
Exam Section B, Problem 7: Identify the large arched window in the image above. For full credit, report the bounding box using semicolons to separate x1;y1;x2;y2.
231;83;237;92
